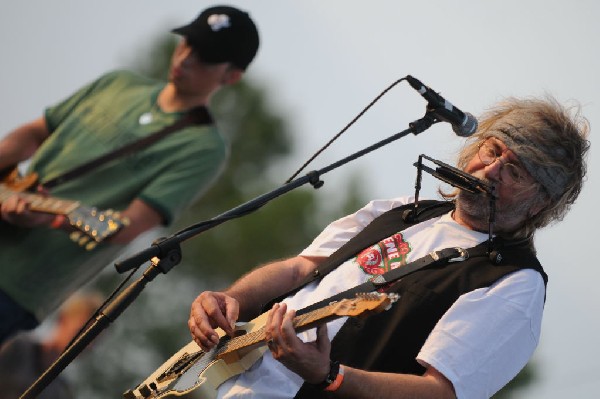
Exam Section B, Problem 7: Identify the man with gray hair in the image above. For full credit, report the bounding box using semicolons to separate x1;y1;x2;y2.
185;96;588;399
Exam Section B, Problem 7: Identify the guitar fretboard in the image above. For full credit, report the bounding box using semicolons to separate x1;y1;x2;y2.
215;304;342;359
0;184;80;215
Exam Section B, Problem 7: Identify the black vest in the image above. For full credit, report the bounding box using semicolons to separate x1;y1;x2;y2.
294;201;547;398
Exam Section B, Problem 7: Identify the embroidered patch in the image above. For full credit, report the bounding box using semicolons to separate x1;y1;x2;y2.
207;14;231;31
355;233;411;276
357;248;383;275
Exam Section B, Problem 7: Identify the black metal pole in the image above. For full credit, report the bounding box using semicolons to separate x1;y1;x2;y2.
18;256;170;399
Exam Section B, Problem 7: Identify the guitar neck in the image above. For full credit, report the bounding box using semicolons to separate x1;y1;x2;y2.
215;305;341;359
0;184;80;215
0;176;128;250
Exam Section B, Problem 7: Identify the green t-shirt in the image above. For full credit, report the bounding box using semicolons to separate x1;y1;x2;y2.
0;70;227;320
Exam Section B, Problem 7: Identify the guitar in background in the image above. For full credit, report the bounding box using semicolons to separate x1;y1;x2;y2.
0;167;128;250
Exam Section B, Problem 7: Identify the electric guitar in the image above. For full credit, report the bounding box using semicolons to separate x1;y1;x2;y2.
0;168;129;250
123;292;399;399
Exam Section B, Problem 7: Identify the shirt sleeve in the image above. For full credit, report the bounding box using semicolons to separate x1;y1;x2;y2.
416;268;546;399
300;197;413;258
44;71;120;133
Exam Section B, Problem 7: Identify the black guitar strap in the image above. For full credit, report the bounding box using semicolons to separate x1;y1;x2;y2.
41;106;213;189
263;201;458;314
296;245;483;316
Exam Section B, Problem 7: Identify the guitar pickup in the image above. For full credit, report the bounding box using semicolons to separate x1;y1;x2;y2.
157;351;203;383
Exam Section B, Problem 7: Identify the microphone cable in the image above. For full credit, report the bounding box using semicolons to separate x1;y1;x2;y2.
285;77;406;183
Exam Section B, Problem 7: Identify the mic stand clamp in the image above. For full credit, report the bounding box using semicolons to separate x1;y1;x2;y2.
148;238;183;274
306;170;324;189
409;111;437;135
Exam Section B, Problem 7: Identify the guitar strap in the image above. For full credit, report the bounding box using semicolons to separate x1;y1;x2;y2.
263;201;456;314
41;106;213;190
296;245;485;316
291;199;541;316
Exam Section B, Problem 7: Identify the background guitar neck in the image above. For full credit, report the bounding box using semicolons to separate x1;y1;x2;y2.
0;185;80;215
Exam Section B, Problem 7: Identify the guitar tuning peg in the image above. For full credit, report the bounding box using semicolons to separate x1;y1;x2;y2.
70;232;81;242
85;241;97;251
114;211;129;223
78;236;90;246
107;220;119;232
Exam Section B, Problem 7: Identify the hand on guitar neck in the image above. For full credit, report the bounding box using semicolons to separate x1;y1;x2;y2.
1;189;56;228
1;168;129;250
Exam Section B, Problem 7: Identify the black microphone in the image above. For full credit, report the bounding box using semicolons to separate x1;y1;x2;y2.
406;75;478;137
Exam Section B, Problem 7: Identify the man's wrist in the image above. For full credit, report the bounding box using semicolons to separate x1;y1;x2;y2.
50;214;66;229
311;360;345;392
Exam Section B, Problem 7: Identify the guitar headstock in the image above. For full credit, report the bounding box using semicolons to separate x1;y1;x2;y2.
329;292;399;318
67;206;130;250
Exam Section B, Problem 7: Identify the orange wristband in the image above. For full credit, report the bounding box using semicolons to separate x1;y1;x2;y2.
50;214;66;229
324;364;345;392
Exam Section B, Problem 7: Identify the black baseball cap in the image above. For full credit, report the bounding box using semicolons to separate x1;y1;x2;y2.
172;5;259;70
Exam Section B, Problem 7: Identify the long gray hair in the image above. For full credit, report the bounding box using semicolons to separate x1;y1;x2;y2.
447;96;590;238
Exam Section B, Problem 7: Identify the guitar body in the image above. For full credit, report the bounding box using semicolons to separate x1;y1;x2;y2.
124;293;398;399
126;314;269;399
1;168;38;192
191;343;267;399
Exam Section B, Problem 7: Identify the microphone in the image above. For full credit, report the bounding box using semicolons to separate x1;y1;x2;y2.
406;75;478;137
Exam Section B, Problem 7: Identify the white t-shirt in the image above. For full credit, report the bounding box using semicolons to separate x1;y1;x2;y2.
217;197;545;399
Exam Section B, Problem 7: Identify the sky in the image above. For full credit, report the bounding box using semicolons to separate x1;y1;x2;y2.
1;1;598;397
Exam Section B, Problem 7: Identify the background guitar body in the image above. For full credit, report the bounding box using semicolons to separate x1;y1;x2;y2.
1;167;39;192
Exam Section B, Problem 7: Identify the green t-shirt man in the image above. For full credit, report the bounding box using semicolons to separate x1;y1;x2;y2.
0;70;227;321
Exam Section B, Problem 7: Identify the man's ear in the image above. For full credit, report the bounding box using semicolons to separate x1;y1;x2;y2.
528;196;550;218
222;68;243;86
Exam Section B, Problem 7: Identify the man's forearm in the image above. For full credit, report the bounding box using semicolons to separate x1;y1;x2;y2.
0;117;49;170
224;255;320;320
333;366;456;399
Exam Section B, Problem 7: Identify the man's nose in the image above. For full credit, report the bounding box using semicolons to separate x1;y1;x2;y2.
483;157;505;182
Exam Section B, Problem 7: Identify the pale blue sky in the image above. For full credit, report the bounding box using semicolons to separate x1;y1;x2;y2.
1;1;598;397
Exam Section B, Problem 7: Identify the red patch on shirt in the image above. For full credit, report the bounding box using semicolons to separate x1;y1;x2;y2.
355;233;411;277
357;248;383;274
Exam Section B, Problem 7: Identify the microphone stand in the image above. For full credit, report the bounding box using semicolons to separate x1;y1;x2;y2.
19;112;438;399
